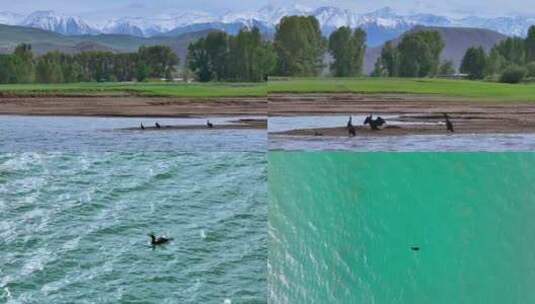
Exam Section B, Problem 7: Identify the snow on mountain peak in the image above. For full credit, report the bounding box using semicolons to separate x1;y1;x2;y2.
21;10;97;35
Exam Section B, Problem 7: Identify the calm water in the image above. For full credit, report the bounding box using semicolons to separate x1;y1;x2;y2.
269;153;535;303
0;152;267;303
0;116;266;152
268;115;535;151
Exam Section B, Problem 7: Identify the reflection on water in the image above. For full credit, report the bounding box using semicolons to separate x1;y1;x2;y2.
270;134;535;151
0;116;266;152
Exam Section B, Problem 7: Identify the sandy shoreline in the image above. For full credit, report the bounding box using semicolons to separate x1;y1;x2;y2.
121;119;267;130
0;96;267;117
269;93;535;136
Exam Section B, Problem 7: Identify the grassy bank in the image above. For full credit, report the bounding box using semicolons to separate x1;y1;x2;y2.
4;78;535;101
0;82;267;98
269;78;535;101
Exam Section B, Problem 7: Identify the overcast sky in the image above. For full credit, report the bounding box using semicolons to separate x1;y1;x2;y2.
1;0;533;19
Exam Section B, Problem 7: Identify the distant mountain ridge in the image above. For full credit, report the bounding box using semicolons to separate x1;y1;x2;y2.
0;6;535;46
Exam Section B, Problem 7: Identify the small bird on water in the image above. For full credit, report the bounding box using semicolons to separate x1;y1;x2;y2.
149;233;173;246
155;122;161;129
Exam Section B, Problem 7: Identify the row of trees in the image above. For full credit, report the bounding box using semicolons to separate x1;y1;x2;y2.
186;16;368;81
460;26;535;83
0;44;178;84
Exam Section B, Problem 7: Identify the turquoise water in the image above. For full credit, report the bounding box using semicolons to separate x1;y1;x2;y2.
269;153;535;303
0;152;266;303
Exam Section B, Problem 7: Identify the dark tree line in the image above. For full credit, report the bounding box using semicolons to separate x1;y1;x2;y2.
460;25;535;83
0;44;178;84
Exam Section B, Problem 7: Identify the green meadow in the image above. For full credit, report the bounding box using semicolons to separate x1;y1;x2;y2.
3;78;535;100
268;77;535;102
0;82;267;98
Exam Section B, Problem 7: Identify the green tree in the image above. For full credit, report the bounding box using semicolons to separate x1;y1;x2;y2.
328;27;367;77
203;31;230;81
187;37;213;82
439;60;455;75
274;16;325;76
460;46;487;79
492;37;525;66
12;43;34;83
228;27;276;82
397;30;444;77
375;41;399;77
526;26;535;62
0;55;16;83
138;45;179;79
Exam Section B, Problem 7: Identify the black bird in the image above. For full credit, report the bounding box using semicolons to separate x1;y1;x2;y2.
348;125;356;137
155;122;161;129
346;116;356;136
140;123;145;130
206;120;214;128
363;114;386;130
444;113;454;133
411;247;420;251
149;233;173;246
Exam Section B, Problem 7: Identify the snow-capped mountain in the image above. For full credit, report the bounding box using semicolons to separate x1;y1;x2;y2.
1;6;535;45
101;11;217;37
20;11;98;35
0;11;24;25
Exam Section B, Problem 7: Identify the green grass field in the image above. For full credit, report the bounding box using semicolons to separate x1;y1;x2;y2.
268;77;535;101
0;82;267;98
3;78;535;101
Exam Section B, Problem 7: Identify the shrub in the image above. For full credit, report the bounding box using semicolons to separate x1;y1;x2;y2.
499;65;527;83
526;62;535;77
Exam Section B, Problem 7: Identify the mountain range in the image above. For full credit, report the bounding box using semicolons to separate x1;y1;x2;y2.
1;6;535;46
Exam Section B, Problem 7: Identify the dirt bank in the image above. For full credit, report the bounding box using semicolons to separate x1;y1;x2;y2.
0;96;267;117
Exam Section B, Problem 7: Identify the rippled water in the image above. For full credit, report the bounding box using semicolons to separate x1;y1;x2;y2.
0;116;266;152
0;152;267;303
269;153;535;303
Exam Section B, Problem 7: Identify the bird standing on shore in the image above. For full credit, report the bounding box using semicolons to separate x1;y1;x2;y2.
444;113;454;133
207;120;214;128
149;233;173;246
364;114;386;130
346;116;356;136
155;122;161;129
140;123;145;130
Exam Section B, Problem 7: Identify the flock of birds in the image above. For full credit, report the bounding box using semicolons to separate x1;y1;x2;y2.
345;113;454;136
140;120;214;130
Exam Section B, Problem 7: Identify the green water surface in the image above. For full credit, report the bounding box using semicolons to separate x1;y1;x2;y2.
269;153;535;303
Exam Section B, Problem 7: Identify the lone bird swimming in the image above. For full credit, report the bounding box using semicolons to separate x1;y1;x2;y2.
149;233;173;246
155;122;161;129
363;114;386;130
444;113;454;133
206;120;214;128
